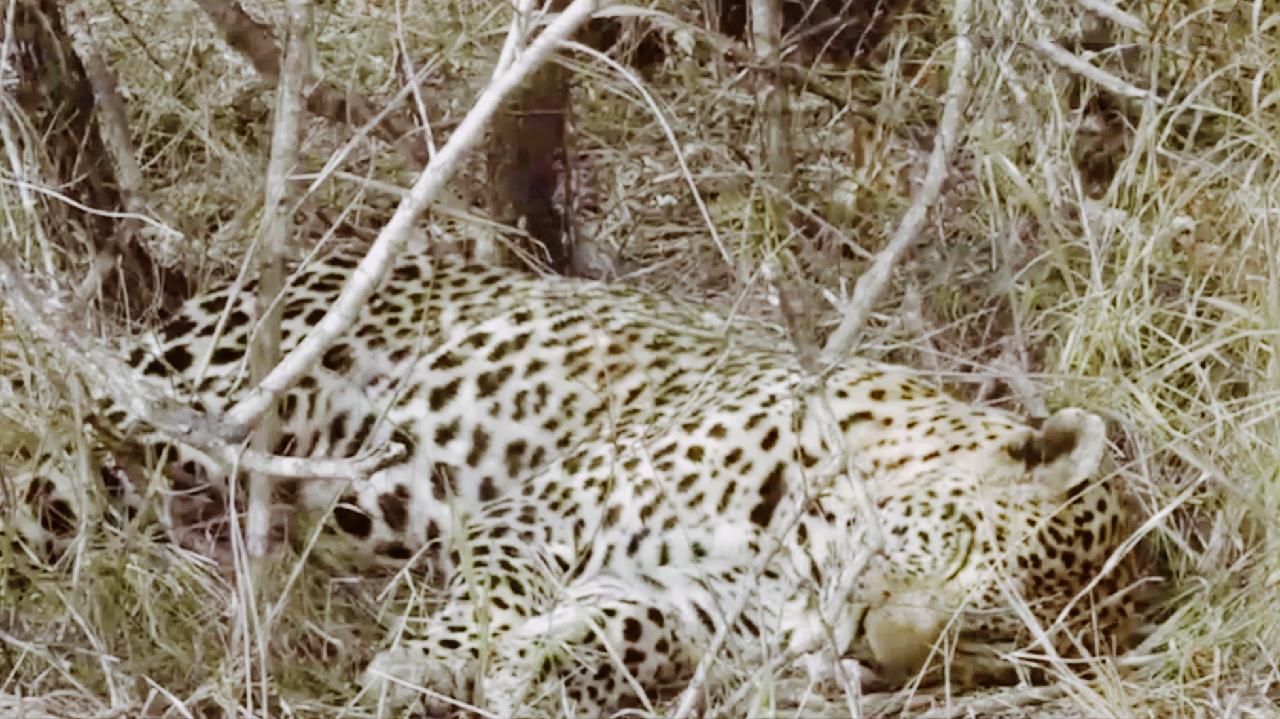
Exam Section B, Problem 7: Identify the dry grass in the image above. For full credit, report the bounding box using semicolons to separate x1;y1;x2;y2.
2;0;1279;717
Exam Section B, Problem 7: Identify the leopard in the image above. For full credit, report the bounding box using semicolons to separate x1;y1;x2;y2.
0;239;1149;716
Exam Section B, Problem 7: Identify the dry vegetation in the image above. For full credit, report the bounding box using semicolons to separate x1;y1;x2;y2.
2;0;1279;717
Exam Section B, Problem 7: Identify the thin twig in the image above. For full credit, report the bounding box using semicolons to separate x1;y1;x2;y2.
192;0;428;161
1025;39;1159;103
820;0;975;363
223;0;604;430
1070;0;1147;34
493;0;536;81
392;2;438;157
811;394;889;719
669;389;885;719
233;442;407;480
0;178;182;239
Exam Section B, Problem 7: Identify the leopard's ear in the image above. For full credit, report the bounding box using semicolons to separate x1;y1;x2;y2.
1007;408;1107;492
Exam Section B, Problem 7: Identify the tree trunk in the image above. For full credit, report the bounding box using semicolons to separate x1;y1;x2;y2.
487;6;573;275
9;0;188;314
11;0;119;238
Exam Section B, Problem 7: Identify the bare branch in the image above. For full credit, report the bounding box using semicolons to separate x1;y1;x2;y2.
0;178;182;238
750;0;817;373
0;255;238;446
493;0;536;80
223;0;605;430
1026;39;1160;103
820;0;975;363
192;0;427;161
244;0;311;558
235;441;407;481
1070;0;1148;34
751;0;791;185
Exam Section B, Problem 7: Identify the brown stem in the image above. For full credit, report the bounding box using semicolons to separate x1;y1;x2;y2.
192;0;429;163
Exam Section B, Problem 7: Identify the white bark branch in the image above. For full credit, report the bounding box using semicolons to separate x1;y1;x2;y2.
1070;0;1148;34
493;0;536;81
751;0;790;184
245;0;311;558
223;0;604;429
820;0;975;364
1026;39;1159;103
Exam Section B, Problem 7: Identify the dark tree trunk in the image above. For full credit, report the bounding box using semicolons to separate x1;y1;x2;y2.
489;60;573;275
11;0;119;238
8;0;188;315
